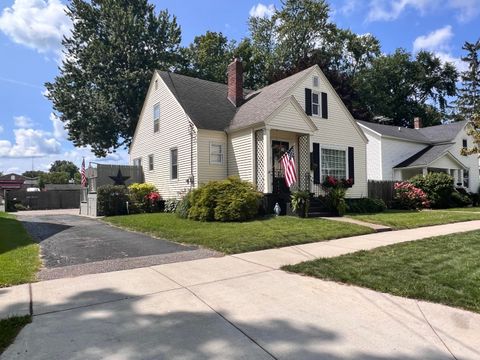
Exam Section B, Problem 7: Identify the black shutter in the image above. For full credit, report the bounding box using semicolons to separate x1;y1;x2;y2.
313;143;320;184
305;88;312;116
321;92;328;119
348;146;355;184
463;139;468;148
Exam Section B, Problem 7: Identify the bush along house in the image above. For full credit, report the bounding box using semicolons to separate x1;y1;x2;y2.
130;59;368;214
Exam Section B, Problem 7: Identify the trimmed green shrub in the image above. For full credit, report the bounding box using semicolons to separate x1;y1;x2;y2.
346;198;386;213
188;177;262;222
450;191;472;207
97;185;129;216
410;172;454;208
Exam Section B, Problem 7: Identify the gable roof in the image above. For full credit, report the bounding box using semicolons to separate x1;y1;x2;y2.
394;143;467;169
229;67;314;131
357;120;468;144
156;66;317;132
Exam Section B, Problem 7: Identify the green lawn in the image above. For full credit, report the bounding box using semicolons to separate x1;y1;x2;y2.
348;209;480;229
437;207;480;212
0;213;40;287
105;213;373;254
0;316;31;355
284;230;480;313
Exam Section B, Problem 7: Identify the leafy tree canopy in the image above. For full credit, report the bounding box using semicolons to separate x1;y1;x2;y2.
46;0;181;157
50;160;79;179
456;39;480;121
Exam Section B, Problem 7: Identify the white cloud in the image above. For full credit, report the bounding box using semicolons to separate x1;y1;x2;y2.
0;128;61;158
339;0;360;15
14;115;34;128
366;0;480;22
0;0;71;55
413;25;453;52
412;25;467;72
50;113;67;140
249;3;275;18
449;0;480;22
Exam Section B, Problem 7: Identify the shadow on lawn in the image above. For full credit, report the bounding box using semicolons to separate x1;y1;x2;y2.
0;287;455;360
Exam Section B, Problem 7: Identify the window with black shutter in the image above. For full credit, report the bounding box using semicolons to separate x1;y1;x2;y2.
321;92;328;119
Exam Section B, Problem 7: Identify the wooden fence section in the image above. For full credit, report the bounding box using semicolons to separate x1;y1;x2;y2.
7;189;80;210
368;180;395;205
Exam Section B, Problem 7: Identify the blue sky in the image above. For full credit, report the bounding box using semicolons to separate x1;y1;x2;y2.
0;0;479;174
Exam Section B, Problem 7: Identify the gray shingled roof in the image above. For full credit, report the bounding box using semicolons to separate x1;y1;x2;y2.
357;120;468;144
157;66;315;132
394;143;456;168
229;67;314;131
157;71;238;131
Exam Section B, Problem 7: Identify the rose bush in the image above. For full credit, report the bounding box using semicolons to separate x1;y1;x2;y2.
393;181;430;210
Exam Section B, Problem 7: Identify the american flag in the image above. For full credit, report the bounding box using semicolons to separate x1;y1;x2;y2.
81;158;87;188
280;147;297;187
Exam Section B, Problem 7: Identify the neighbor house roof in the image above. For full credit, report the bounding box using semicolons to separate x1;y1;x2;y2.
156;66;316;132
357;120;468;144
394;143;455;168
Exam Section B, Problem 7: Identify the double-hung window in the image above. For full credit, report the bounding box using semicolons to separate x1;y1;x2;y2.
153;103;160;133
321;148;347;181
210;143;224;165
170;148;178;180
148;154;154;171
312;92;320;116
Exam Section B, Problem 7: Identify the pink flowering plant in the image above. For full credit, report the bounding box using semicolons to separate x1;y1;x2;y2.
393;181;430;210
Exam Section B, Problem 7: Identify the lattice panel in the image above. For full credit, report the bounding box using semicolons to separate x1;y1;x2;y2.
255;129;265;192
298;135;310;191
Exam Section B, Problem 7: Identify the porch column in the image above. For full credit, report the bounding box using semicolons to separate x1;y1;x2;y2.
264;128;272;193
422;167;428;176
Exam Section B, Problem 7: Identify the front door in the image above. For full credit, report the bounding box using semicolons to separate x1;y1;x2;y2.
272;140;290;196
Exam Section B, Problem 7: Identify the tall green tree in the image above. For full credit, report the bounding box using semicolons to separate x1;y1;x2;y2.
179;31;235;83
46;0;181;157
49;160;79;179
354;49;458;127
456;40;480;121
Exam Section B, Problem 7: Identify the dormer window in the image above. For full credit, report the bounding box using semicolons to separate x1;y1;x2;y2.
313;76;319;87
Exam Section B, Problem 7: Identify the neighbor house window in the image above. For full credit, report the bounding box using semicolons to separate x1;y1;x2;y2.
133;158;142;167
170;148;178;180
148;154;154;171
313;76;319;87
153;103;160;132
321;148;346;181
210;143;224;165
312;92;320;116
463;169;469;188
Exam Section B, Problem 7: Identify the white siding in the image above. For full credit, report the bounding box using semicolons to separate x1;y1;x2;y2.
130;72;197;199
228;128;253;182
381;138;427;180
289;67;368;198
268;101;313;133
197;129;228;184
451;129;479;192
362;130;383;180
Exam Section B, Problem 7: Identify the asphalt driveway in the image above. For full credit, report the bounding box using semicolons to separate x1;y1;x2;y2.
16;210;218;279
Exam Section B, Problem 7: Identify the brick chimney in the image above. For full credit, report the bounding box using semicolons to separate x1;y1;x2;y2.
414;117;422;129
227;58;243;107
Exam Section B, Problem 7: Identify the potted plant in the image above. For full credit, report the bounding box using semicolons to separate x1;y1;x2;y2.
290;190;310;218
322;176;354;216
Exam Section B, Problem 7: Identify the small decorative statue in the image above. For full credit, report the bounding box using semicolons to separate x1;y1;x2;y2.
274;202;281;216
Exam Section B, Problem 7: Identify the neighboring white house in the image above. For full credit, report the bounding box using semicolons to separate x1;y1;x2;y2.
358;119;479;193
130;60;368;202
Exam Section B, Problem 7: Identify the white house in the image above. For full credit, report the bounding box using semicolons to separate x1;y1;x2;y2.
129;59;368;204
358;118;479;192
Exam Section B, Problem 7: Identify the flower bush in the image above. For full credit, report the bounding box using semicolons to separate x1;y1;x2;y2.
410;173;454;208
128;183;159;212
393;181;430;210
321;176;354;216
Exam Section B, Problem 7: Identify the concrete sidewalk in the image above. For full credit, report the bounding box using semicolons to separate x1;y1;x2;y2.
2;220;480;359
